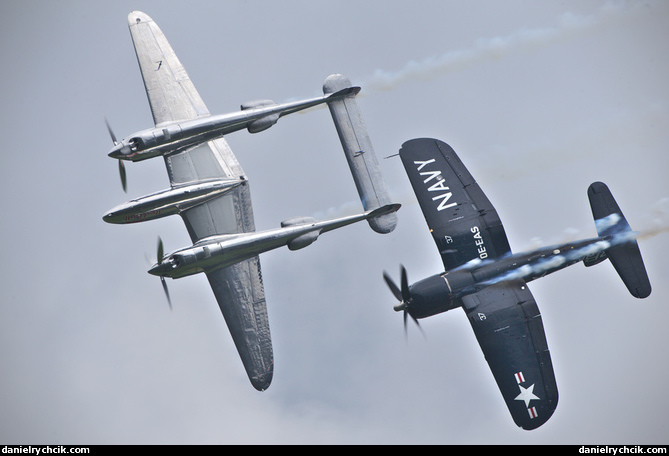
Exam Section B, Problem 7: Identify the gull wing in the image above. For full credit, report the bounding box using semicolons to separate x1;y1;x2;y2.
128;11;273;390
461;280;558;430
399;138;511;271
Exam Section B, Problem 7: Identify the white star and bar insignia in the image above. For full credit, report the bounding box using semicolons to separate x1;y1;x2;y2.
513;372;541;419
515;383;540;407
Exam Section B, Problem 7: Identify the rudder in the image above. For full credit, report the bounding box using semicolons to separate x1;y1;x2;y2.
587;182;651;299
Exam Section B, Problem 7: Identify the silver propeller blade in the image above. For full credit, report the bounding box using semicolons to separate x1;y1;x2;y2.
105;118;127;192
161;276;172;311
156;237;172;311
118;160;127;193
105;117;118;145
157;237;164;264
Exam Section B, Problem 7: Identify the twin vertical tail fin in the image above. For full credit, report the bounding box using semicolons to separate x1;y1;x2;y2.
586;182;651;299
323;74;398;234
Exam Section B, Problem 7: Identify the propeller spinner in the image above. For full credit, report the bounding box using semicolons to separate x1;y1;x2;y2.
383;265;424;337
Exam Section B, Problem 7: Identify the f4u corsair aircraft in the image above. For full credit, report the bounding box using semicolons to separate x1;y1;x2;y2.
103;11;398;391
383;138;651;430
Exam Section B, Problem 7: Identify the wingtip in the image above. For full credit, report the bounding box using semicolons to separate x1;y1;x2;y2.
249;371;273;392
128;11;153;26
323;73;356;95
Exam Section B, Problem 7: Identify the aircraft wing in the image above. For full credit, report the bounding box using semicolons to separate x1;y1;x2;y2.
461;280;558;430
399;138;511;271
128;11;273;390
128;11;209;126
168;140;273;391
205;256;273;391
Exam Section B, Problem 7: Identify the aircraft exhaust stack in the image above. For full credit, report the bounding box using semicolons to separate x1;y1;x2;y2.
323;74;398;234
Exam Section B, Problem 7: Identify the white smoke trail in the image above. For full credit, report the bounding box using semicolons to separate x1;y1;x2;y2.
637;197;669;241
595;213;622;234
482;214;640;286
362;2;642;92
310;199;364;220
521;197;669;252
484;238;610;285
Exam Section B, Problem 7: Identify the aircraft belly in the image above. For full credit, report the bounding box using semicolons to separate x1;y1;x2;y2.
182;193;239;241
166;139;241;185
173;139;250;242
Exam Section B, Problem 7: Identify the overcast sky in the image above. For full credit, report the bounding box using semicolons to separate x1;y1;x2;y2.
1;0;667;445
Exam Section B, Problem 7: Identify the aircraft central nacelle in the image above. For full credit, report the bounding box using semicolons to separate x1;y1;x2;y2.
103;178;243;224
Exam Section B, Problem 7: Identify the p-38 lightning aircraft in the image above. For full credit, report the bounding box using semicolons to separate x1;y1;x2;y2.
103;11;398;391
383;138;651;430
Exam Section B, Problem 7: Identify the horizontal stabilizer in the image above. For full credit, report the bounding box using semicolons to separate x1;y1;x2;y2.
323;74;397;234
326;86;362;100
587;182;651;299
319;203;401;235
367;203;402;220
282;204;400;250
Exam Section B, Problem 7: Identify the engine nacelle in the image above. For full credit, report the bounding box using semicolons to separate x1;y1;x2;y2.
408;273;458;319
247;113;280;133
409;269;475;318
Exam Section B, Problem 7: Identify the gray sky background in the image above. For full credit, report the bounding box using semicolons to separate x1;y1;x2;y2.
1;0;668;445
